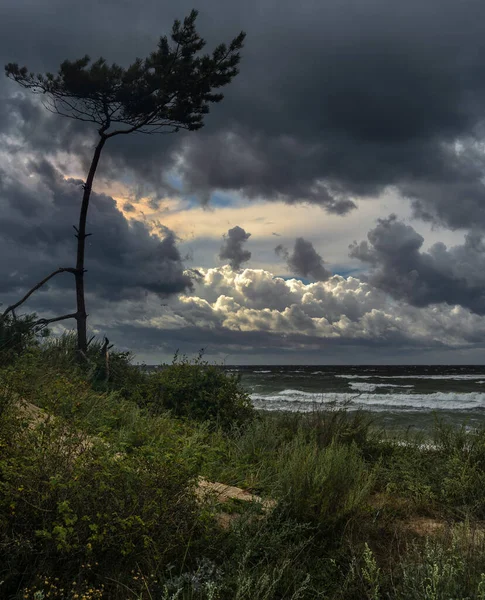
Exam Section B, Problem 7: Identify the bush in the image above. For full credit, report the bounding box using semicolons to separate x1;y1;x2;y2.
271;429;375;529
200;409;376;498
433;420;485;519
36;331;151;403
214;514;317;599
0;391;204;597
0;313;46;366
381;421;485;520
145;352;255;430
395;525;485;599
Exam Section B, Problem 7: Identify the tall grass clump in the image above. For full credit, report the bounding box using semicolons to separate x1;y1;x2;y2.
306;407;375;451
394;524;485;599
37;331;150;402
201;408;376;495
0;313;46;366
271;428;375;528
432;420;485;519
381;420;485;520
222;517;315;599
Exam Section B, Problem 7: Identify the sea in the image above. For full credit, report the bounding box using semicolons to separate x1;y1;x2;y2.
226;365;485;431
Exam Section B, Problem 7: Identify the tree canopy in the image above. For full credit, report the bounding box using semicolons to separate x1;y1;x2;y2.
5;10;245;137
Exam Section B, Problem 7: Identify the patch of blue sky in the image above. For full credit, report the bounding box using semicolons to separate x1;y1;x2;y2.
177;189;243;211
166;172;184;191
180;194;202;209
209;191;238;208
277;267;365;283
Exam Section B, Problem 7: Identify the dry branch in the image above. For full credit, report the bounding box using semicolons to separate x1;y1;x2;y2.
35;313;78;327
1;267;77;320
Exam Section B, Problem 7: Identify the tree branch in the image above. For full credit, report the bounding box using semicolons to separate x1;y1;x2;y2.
1;267;77;320
42;99;99;124
35;313;78;327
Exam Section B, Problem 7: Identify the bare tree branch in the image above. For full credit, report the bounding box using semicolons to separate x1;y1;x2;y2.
35;312;78;327
1;267;77;320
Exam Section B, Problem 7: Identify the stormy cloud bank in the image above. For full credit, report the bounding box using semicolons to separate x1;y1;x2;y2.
350;215;485;314
3;0;485;225
0;153;191;318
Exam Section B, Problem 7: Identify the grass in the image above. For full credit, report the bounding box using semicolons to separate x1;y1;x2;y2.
3;335;485;597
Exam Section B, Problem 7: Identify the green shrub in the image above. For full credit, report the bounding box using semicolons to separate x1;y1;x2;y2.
145;352;255;430
381;422;485;520
100;516;319;599
201;410;377;500
395;525;485;599
199;413;295;491
433;421;485;519
306;408;375;451
271;429;375;529
0;313;46;366
36;331;151;402
0;401;204;597
0;352;210;472
226;516;317;599
0;354;128;437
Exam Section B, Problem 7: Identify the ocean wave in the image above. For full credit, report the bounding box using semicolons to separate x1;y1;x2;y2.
278;389;317;397
336;374;485;381
348;382;414;392
250;390;485;412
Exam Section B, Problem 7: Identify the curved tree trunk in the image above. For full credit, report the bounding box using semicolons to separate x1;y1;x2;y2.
75;134;107;358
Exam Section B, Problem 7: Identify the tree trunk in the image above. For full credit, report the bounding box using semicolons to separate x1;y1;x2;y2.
75;134;107;359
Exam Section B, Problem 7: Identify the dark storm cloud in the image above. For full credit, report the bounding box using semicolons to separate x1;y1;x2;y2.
176;131;357;213
219;226;251;270
276;238;331;282
350;215;485;313
107;321;437;358
101;314;485;365
3;0;485;223
0;157;191;316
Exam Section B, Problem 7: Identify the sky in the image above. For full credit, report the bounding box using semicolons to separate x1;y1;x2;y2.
3;0;485;364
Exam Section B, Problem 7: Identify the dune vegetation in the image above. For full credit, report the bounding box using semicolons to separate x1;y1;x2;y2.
2;316;485;598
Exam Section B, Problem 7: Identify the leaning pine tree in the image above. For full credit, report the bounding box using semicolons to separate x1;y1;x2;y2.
3;10;245;359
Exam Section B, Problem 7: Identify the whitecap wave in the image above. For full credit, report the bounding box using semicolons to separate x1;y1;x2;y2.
336;374;372;379
348;382;414;392
250;389;485;412
279;389;317;397
337;374;485;381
